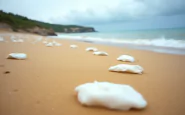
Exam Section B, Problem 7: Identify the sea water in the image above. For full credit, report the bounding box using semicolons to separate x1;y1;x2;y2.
52;28;185;55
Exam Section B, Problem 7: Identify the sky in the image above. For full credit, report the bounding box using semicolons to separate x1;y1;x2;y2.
0;0;185;31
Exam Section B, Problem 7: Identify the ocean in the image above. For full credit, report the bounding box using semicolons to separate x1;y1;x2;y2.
52;28;185;55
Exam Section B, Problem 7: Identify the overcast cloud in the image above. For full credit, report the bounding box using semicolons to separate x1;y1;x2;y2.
0;0;185;30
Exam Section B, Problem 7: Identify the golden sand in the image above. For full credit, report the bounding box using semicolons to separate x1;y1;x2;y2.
0;32;185;115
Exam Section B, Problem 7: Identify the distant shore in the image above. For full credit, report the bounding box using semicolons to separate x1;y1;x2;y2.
0;31;185;115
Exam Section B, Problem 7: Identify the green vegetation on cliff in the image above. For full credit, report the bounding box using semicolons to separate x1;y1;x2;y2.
0;10;96;33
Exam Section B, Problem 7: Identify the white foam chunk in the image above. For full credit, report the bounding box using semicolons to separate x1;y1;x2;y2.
117;55;135;62
7;53;27;60
46;42;53;47
109;64;143;74
86;47;98;52
75;81;147;111
70;45;78;48
93;51;108;56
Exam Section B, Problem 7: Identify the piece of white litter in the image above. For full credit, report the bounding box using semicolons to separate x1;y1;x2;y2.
109;64;143;74
7;53;27;60
86;47;98;52
70;45;78;48
93;51;108;56
75;81;147;111
46;42;53;47
117;55;135;62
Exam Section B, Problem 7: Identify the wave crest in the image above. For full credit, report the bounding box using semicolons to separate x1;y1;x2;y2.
56;34;185;49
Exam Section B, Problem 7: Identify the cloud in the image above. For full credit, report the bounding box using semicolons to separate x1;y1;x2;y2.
0;0;185;25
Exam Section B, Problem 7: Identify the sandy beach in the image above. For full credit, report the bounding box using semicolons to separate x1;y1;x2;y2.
0;32;185;115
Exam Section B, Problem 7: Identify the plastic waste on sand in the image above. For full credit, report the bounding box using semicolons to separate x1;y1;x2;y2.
7;53;27;60
86;47;98;52
109;64;143;74
75;81;147;111
93;51;108;56
117;55;135;62
70;45;78;48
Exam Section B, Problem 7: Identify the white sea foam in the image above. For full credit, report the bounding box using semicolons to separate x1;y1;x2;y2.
56;34;185;49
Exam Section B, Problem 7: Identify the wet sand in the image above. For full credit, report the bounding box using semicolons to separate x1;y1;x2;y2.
0;32;185;115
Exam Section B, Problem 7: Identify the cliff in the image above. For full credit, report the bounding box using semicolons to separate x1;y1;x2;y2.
64;27;96;33
0;10;96;36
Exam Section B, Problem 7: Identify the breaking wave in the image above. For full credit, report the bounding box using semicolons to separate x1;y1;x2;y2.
56;34;185;49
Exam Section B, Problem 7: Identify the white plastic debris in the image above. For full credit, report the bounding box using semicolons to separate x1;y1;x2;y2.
70;45;78;48
93;51;108;56
46;42;53;47
86;47;98;52
7;53;27;60
117;55;135;62
109;64;144;74
75;81;147;111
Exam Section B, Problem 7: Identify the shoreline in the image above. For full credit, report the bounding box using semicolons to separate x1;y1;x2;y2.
1;31;185;55
0;32;185;115
1;31;185;56
49;36;185;56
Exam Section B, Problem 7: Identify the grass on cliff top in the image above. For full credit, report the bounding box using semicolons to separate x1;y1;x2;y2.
0;10;87;32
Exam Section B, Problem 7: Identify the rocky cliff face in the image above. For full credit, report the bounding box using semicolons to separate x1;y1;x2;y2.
25;26;96;35
0;23;57;36
63;27;96;33
0;23;12;31
0;10;97;35
0;22;96;36
26;27;57;36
